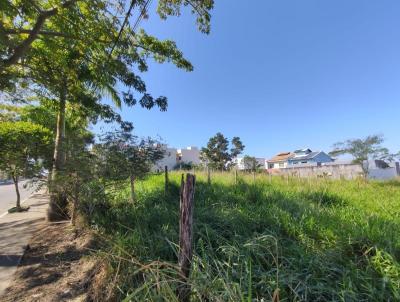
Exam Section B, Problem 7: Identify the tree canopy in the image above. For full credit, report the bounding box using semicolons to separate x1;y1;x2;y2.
0;121;52;208
1;0;215;219
95;130;165;200
242;155;263;172
329;134;394;175
201;133;245;170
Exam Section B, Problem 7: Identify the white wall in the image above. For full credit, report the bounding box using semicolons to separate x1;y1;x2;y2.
268;161;289;169
369;168;398;180
152;147;177;172
279;160;400;180
177;146;201;165
235;157;266;170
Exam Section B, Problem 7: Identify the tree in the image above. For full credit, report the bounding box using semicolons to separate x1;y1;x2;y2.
1;0;214;220
231;137;245;158
242;155;262;172
0;121;52;210
201;133;245;171
329;134;393;177
0;0;213;84
95;131;165;202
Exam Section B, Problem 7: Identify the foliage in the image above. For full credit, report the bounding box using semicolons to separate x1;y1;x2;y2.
173;161;197;170
330;134;394;175
242;155;263;172
201;132;245;170
0;121;52;207
95;131;165;182
0;121;53;176
82;173;400;301
0;0;214;123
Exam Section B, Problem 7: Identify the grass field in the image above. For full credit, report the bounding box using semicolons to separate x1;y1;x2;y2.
84;172;400;301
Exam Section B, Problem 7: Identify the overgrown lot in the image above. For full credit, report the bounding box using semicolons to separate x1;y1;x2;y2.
84;172;400;301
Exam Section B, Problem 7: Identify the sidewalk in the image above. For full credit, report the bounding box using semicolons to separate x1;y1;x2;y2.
0;192;49;297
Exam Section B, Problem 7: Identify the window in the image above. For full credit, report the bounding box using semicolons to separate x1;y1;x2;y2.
269;164;274;169
279;162;284;168
301;161;307;164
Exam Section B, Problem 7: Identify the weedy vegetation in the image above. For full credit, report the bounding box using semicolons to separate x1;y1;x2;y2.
81;172;400;301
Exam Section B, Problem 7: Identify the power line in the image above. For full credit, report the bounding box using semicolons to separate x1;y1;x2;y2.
108;0;137;58
131;0;152;33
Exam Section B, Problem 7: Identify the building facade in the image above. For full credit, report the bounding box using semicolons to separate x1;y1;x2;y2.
267;152;294;169
288;149;334;166
177;146;201;166
153;146;201;171
152;146;178;172
235;157;266;170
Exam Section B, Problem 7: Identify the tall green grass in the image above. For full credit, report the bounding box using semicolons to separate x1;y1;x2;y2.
83;172;400;301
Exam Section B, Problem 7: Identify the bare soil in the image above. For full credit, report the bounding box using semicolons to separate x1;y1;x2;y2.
1;222;110;302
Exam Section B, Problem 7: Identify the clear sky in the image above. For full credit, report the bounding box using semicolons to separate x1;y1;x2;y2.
97;0;400;158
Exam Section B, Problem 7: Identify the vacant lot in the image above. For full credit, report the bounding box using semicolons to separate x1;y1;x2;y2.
85;172;400;301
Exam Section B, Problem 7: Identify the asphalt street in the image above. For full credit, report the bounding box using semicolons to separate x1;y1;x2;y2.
0;180;35;216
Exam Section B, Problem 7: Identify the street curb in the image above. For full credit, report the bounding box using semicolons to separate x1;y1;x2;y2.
0;194;34;219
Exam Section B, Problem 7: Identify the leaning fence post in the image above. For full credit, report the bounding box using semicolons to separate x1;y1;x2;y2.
178;173;196;302
164;165;169;193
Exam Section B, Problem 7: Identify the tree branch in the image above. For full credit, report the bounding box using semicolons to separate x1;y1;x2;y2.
4;28;109;44
4;29;75;38
0;0;79;71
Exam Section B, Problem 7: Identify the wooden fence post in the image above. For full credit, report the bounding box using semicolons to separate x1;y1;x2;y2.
207;166;211;185
130;175;135;202
178;173;196;302
235;169;238;185
252;171;256;182
164;165;169;193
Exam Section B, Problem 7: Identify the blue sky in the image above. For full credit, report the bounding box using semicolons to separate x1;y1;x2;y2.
97;0;400;158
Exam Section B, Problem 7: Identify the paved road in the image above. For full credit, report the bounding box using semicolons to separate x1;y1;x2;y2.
0;180;35;216
0;192;49;297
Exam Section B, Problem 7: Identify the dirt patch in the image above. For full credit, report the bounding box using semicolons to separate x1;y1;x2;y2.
1;222;110;302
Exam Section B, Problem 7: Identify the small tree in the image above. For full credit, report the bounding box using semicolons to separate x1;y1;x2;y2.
242;155;263;172
201;133;245;171
329;134;392;177
0;121;52;210
96;131;164;201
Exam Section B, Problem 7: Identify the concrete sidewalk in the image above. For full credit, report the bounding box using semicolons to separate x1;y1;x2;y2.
0;192;49;297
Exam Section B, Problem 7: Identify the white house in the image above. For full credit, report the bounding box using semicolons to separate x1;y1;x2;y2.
177;146;201;165
152;145;177;172
235;157;266;170
266;152;294;169
365;160;400;180
267;149;333;169
153;145;201;171
288;149;334;166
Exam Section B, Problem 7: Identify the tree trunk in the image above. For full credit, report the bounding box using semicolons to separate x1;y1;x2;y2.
51;86;66;183
71;174;79;226
130;175;135;202
48;83;68;221
12;174;21;209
